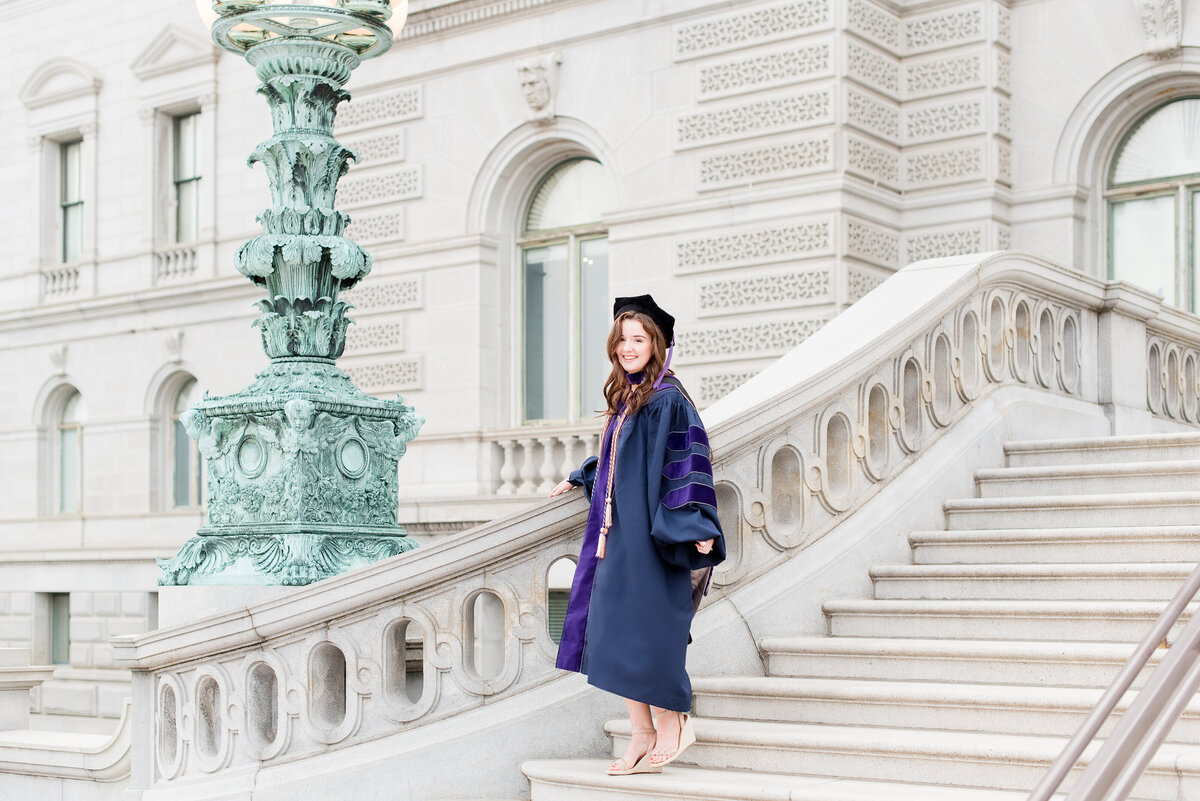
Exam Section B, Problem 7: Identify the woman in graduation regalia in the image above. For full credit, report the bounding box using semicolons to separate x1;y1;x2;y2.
550;294;726;776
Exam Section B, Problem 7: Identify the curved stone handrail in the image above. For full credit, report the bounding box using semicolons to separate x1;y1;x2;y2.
111;252;1200;793
0;699;132;781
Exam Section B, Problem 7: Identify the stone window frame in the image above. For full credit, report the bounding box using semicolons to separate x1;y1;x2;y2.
34;382;85;518
1051;52;1200;278
1103;96;1200;312
130;23;221;285
518;158;614;425
143;96;218;284
147;367;206;514
19;57;102;300
464;118;619;429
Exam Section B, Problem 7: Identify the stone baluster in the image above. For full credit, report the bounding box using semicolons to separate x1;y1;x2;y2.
537;436;558;494
517;438;539;494
496;440;518;495
559;435;579;481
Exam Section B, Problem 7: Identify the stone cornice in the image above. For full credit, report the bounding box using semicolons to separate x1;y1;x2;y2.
400;0;568;40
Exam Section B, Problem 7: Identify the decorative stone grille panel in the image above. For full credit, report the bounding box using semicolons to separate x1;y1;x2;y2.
847;0;900;53
904;227;984;263
345;211;406;243
698;43;832;100
698;269;832;316
905;99;983;143
698;136;833;190
997;4;1012;47
997;141;1012;186
846;41;899;96
677;317;830;362
846;89;899;142
344;359;421;392
676;221;833;273
675;90;833;149
905;143;984;188
904;53;983;97
997;226;1012;251
335;87;422;131
904;6;984;53
342;278;421;311
845;135;900;190
673;0;832;61
345;321;405;355
345;132;405;166
846;219;899;268
847;268;887;301
338;167;422;208
997;51;1012;93
997;97;1012;139
700;371;760;404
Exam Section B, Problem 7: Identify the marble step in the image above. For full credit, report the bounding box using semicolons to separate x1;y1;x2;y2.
523;760;1056;801
597;719;1199;799
823;599;1192;642
943;492;1200;529
690;675;1200;740
1004;433;1200;467
868;562;1195;601
974;461;1200;497
909;526;1200;565
760;636;1161;688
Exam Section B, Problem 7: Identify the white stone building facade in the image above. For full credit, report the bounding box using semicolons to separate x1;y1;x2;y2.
0;0;1197;732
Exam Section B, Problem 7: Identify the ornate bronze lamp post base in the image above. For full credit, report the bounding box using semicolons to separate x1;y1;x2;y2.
158;0;420;586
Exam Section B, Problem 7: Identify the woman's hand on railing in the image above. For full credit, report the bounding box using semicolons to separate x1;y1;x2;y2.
549;479;575;497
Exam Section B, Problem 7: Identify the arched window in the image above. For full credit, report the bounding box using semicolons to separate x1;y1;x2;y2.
172;379;202;508
1107;98;1200;310
57;391;83;514
520;158;616;422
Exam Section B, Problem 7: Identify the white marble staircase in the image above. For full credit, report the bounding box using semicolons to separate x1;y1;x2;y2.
522;432;1200;800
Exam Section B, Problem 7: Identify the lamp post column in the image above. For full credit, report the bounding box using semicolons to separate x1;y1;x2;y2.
157;1;422;586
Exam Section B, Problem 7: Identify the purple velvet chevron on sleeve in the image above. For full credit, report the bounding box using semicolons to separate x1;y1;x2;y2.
661;423;716;510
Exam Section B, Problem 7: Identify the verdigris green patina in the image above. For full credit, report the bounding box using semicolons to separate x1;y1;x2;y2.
159;2;421;586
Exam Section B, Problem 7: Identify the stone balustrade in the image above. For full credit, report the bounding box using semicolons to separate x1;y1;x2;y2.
487;425;604;495
152;245;198;284
111;253;1200;799
41;265;80;299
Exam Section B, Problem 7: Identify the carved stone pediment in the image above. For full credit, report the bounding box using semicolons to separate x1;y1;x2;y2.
19;58;102;110
130;23;220;80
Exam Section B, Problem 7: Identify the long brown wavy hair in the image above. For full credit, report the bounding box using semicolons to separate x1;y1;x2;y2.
601;311;670;417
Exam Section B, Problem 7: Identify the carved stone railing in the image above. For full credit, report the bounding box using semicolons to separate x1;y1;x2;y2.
112;253;1200;798
487;423;603;495
41;265;80;300
153;245;198;284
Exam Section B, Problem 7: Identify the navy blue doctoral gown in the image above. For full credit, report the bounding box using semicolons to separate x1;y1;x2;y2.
556;375;726;712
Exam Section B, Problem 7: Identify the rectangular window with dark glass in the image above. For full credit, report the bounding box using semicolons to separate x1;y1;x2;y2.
50;593;70;665
174;113;200;243
60;140;83;263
